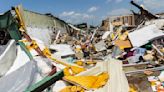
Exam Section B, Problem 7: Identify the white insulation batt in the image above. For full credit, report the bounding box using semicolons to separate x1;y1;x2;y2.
27;27;53;46
128;24;164;47
33;56;52;77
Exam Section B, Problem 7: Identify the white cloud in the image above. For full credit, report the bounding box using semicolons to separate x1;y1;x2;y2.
59;11;96;24
143;0;164;10
106;0;123;3
108;8;131;16
106;0;112;3
116;0;123;3
134;0;164;13
134;0;142;2
88;6;98;12
60;11;75;16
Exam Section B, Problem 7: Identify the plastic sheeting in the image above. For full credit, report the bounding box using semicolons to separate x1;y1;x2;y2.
0;40;17;76
5;46;30;75
0;61;37;92
0;45;7;55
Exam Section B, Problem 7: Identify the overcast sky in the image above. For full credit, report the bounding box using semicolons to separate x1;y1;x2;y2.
0;0;164;25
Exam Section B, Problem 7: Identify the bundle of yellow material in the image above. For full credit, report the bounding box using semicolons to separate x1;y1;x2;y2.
129;84;138;92
63;72;109;89
42;48;86;76
111;33;115;40
111;29;122;40
42;47;52;58
20;39;38;50
75;45;82;52
75;60;84;66
85;61;97;65
60;86;85;92
92;72;109;88
63;66;86;76
74;60;97;66
118;31;128;41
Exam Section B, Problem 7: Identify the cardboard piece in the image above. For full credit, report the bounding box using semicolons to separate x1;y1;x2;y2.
114;40;132;50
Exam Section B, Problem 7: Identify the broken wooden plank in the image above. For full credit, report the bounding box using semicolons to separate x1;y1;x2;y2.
123;62;149;67
125;66;164;74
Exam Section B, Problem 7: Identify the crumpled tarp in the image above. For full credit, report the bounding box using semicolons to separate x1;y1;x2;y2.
0;45;7;55
0;40;17;76
5;45;30;75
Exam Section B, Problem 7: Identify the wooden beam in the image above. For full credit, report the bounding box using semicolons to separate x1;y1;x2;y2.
125;66;164;74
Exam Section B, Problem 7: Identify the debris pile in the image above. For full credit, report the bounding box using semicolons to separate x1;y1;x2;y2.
0;1;163;92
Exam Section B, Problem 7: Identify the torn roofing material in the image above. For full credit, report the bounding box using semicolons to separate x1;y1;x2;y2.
128;24;164;47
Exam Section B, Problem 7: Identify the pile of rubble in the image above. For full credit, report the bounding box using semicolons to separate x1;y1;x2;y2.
0;1;163;92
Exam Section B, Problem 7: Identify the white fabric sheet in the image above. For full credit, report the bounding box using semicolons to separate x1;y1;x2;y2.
0;40;17;76
0;61;37;92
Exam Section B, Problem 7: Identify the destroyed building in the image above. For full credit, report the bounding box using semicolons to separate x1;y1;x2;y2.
0;0;163;92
